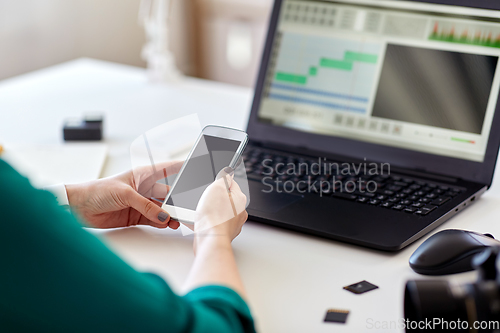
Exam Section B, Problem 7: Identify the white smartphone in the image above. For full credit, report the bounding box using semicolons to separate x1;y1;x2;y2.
162;125;248;223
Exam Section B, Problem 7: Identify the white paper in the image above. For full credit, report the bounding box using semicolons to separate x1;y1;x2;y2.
2;143;107;188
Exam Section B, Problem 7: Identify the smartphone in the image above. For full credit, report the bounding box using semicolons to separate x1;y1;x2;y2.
162;125;248;223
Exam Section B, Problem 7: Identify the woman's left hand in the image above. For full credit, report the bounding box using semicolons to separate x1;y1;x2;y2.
66;161;183;229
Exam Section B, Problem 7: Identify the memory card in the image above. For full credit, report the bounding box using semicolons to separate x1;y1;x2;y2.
324;308;349;324
343;280;379;294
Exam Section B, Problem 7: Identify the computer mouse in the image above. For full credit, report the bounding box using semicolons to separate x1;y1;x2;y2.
409;229;500;275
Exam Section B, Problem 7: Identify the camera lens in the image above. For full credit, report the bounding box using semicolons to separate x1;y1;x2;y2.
405;247;500;332
405;280;469;332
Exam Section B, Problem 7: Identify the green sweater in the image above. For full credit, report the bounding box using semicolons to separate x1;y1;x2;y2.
0;160;256;333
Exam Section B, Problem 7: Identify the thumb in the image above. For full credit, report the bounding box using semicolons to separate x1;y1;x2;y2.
127;190;171;225
216;166;234;189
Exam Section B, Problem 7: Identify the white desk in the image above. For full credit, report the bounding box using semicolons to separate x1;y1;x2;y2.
2;58;500;333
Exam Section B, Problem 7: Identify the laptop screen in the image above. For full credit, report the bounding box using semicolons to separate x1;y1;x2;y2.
256;0;500;162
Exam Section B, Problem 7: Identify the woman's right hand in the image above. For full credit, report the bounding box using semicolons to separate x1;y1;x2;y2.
194;171;248;247
184;170;249;296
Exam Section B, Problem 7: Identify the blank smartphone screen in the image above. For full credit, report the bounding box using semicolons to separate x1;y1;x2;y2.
165;135;241;210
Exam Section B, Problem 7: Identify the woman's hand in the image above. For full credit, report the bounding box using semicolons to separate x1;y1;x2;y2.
194;168;248;247
66;161;183;229
184;167;249;297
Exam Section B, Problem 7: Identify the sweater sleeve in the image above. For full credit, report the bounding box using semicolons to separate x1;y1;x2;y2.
0;160;256;333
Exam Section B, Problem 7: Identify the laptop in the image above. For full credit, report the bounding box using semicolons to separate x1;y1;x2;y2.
242;0;500;251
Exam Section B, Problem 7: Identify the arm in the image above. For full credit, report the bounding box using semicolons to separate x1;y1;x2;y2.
184;176;249;298
186;233;247;298
0;160;255;333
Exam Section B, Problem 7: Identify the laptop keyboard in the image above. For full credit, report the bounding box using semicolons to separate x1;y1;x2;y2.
242;147;464;216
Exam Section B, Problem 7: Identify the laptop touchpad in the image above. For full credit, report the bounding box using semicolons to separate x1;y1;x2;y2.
247;181;303;214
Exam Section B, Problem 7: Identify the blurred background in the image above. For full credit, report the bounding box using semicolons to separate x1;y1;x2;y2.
0;0;272;87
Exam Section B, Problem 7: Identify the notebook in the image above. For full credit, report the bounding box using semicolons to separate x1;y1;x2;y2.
1;143;107;188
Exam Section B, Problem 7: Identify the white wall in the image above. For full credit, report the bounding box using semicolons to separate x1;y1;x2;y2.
0;0;269;87
196;0;272;87
0;0;194;80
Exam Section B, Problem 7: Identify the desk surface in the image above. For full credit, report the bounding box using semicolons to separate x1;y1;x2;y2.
2;58;500;333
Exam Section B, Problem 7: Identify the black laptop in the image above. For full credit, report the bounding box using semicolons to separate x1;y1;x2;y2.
242;0;500;251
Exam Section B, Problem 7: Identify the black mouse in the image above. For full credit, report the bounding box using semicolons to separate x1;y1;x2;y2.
409;229;500;275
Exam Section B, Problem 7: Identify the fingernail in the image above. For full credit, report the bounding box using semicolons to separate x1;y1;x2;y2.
223;166;234;175
216;166;235;180
158;211;169;222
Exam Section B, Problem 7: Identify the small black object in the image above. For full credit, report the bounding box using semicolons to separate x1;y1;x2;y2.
323;309;349;324
409;229;500;275
63;114;103;141
343;280;378;294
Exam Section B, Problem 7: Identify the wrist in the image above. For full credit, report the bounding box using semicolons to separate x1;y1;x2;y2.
65;183;84;207
194;232;232;255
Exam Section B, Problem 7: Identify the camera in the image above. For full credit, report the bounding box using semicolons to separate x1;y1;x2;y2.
404;246;500;332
